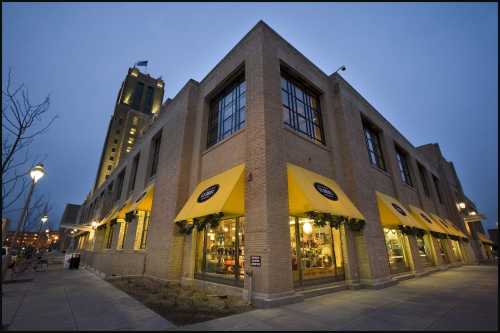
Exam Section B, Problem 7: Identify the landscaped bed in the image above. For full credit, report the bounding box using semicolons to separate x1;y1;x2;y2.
108;276;253;326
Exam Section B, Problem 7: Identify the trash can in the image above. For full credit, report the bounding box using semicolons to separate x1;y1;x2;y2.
73;253;81;269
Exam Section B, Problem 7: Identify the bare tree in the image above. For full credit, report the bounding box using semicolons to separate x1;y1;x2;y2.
2;69;57;214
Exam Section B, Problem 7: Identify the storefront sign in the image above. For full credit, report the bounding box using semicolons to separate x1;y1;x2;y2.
250;255;261;267
197;184;219;203
391;203;407;216
420;213;433;224
313;182;338;201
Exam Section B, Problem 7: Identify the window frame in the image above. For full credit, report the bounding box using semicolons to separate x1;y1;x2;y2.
206;74;246;149
362;120;386;170
280;72;325;145
417;163;430;197
148;131;162;179
432;174;443;204
128;153;140;193
395;145;413;187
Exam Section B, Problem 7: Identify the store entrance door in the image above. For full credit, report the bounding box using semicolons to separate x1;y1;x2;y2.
290;217;344;287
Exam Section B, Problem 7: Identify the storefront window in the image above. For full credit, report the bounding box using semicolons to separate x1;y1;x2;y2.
416;234;434;267
290;217;344;286
450;240;462;262
196;217;245;286
436;238;450;264
383;228;410;274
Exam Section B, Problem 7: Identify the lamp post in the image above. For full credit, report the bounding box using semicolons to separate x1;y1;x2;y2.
11;163;45;250
36;213;48;250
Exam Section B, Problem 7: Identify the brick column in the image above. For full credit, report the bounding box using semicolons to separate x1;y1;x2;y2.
243;25;301;307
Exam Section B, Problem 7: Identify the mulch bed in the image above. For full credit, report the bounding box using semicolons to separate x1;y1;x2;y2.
109;276;253;326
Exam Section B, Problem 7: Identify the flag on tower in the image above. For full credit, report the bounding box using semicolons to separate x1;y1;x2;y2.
135;60;148;67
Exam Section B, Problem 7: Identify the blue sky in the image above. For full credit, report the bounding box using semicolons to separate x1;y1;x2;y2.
2;3;498;231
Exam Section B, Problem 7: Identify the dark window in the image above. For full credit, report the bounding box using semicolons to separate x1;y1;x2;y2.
107;182;114;196
144;86;154;114
107;165;112;171
432;175;443;204
132;82;144;110
118;118;123;125
128;153;140;193
281;74;324;144
109;156;114;161
140;211;151;249
207;75;246;148
111;148;116;152
116;130;120;135
149;131;162;178
105;222;115;249
363;121;385;170
115;169;126;201
418;163;430;197
114;139;118;144
120;222;128;249
395;146;413;186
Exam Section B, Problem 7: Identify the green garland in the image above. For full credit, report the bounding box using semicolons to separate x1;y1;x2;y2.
413;227;426;238
398;225;415;236
462;237;469;242
430;231;447;239
175;213;225;235
125;211;136;223
305;211;366;232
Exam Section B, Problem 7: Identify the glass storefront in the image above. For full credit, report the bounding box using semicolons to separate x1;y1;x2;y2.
416;234;435;267
436;238;450;264
383;228;410;274
290;217;344;286
450;240;463;262
195;217;245;286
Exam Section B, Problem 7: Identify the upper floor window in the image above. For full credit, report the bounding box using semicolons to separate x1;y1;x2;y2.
417;163;430;197
128;153;140;193
207;75;246;148
149;131;162;178
132;82;144;110
144;86;154;114
281;74;324;144
115;169;126;201
362;121;385;170
432;174;443;204
395;146;413;187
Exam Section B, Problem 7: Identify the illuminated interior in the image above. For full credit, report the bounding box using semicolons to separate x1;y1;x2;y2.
383;228;410;274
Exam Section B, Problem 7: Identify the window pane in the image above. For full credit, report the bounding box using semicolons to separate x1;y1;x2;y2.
239;93;246;108
296;101;306;117
240;81;246;93
281;77;288;91
298;115;308;133
283;106;290;124
281;91;290;108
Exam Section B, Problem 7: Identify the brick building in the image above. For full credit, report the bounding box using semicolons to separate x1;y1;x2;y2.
63;21;491;307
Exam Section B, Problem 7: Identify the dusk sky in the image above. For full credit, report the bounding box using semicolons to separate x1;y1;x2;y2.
2;3;498;231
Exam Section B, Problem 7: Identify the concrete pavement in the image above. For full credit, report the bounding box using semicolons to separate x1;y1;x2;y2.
180;265;498;331
2;254;175;331
2;257;497;331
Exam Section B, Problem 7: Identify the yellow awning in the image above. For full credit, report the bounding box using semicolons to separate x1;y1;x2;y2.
129;183;155;212
445;219;468;238
478;232;494;245
174;164;245;222
408;205;448;234
287;163;364;219
428;213;455;236
375;192;421;229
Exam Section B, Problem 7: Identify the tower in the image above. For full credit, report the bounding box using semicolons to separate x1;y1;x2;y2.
93;67;164;192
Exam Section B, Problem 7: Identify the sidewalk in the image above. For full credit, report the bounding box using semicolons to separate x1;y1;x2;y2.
2;255;175;331
178;265;498;331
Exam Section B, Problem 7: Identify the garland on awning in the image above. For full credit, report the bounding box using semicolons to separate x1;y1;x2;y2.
462;237;469;242
125;211;136;223
430;231;448;239
305;211;366;232
449;235;461;241
175;213;225;235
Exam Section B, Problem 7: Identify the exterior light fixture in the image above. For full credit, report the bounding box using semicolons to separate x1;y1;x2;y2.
45;229;50;233
41;215;48;223
458;202;466;209
334;65;346;74
30;163;45;183
91;221;98;229
469;211;477;216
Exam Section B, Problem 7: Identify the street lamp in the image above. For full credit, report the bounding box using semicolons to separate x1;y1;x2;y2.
11;163;46;250
36;211;49;250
